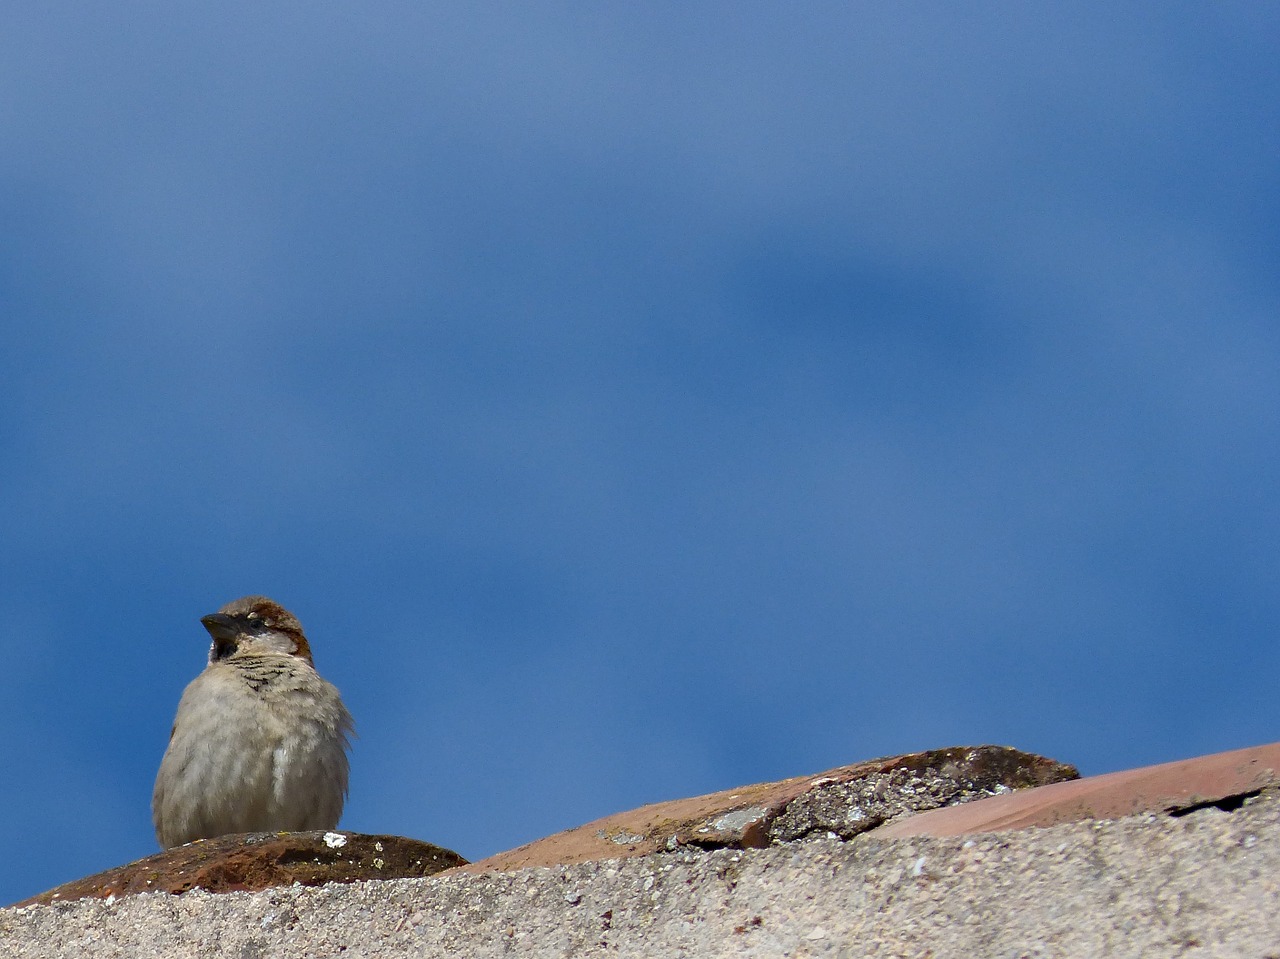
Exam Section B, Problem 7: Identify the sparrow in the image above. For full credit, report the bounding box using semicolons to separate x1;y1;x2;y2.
152;596;354;848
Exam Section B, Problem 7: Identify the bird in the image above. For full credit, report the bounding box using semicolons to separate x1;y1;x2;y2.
152;596;354;848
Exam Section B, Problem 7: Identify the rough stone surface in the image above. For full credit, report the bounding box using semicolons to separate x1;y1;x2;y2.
871;740;1280;838
15;832;466;908
3;792;1278;958
767;744;1074;842
464;745;1076;872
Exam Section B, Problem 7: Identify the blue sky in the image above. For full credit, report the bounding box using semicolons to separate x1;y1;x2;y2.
3;3;1278;905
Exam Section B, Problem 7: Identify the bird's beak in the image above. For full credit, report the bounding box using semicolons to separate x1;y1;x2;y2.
200;613;239;641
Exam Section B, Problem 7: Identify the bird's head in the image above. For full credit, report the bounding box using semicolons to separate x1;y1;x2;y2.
201;595;314;666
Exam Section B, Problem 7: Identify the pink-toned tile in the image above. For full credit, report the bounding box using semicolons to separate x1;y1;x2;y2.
461;746;1074;873
869;741;1280;839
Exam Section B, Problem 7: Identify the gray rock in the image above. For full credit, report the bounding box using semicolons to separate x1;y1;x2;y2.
4;792;1277;958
